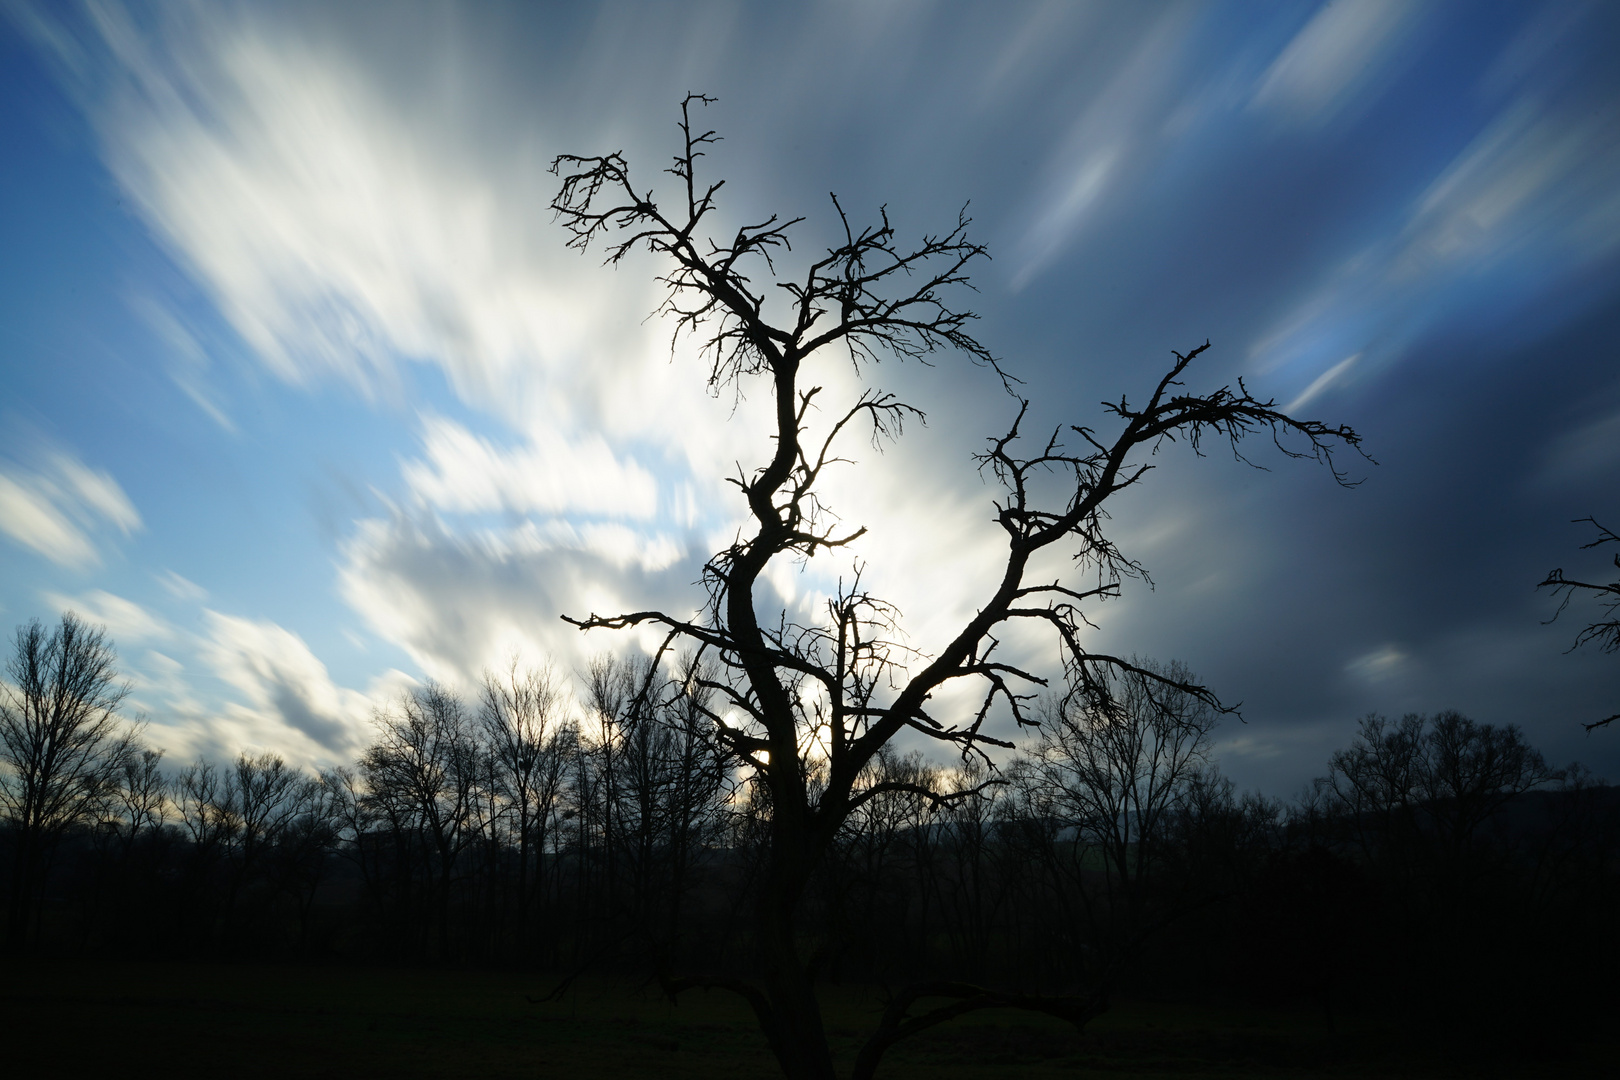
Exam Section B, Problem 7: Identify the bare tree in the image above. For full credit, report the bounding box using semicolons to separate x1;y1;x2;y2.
359;681;479;960
173;751;326;947
225;753;314;927
114;748;169;842
929;757;1014;984
176;759;237;873
1017;659;1220;987
480;659;572;957
565;654;729;967
0;613;141;949
549;94;1363;1080
81;746;171;948
1540;516;1620;729
1320;711;1560;878
1304;712;1581;1032
658;656;731;955
274;770;343;949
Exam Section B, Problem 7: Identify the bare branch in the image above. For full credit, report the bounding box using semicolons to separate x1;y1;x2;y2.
851;982;1104;1080
1538;517;1620;729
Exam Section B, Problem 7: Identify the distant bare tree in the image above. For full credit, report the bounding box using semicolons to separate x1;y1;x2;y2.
929;757;1013;984
360;682;479;959
176;759;237;870
110;748;169;848
1320;711;1561;872
659;656;731;950
80;746;171;947
816;748;940;982
224;753;314;926
1540;516;1620;729
0;613;141;949
275;770;343;948
1013;659;1219;988
173;751;325;946
480;659;572;956
1302;712;1594;1034
550;94;1363;1080
574;654;730;963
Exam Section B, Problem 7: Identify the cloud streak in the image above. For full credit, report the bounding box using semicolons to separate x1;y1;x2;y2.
1251;0;1421;126
0;451;141;570
199;610;377;756
402;416;659;520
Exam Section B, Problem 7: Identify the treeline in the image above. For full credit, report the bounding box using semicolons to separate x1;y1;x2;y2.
3;615;1618;1042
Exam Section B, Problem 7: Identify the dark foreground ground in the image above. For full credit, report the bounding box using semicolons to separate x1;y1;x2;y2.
4;962;1614;1079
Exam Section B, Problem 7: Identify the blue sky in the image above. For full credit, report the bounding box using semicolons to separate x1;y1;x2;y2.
2;0;1618;791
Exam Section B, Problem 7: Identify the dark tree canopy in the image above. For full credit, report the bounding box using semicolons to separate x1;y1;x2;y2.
548;94;1366;1080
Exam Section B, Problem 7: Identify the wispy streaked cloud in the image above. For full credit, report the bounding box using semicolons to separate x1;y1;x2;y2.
1346;643;1408;684
1250;84;1620;401
402;416;659;520
200;610;379;756
1398;96;1620;273
1286;353;1359;414
338;510;706;687
1008;7;1193;291
43;587;173;645
130;296;236;432
155;569;208;602
0;451;141;569
1251;0;1421;126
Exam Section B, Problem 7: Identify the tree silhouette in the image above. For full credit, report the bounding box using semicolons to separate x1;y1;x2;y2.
550;94;1365;1080
0;613;141;948
1540;517;1620;729
1012;659;1220;991
480;660;571;958
359;682;480;960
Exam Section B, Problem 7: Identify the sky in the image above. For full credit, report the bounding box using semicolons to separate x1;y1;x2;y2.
1;0;1618;794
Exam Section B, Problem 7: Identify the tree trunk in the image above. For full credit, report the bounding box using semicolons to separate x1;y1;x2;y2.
759;879;838;1080
756;800;838;1080
7;828;40;950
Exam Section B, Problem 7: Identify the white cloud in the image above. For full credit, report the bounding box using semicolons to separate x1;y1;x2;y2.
1397;97;1620;273
338;512;708;687
70;5;662;435
51;454;141;533
28;604;403;769
200;610;379;756
38;0;771;588
123;649;216;756
1346;643;1407;683
0;473;98;568
156;569;208;602
42;589;173;646
1285;353;1359;414
1251;0;1420;126
12;1;1377;766
402;416;658;520
1249;88;1620;397
134;649;198;709
0;452;141;569
1009;9;1193;290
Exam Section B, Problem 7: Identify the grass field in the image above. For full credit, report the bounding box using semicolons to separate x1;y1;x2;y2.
4;962;1613;1078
